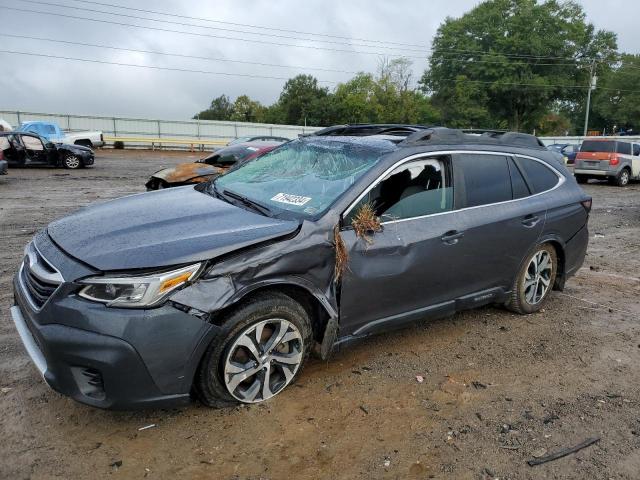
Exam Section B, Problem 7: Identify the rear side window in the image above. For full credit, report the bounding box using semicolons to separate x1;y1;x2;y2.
456;154;512;208
514;157;559;194
508;158;530;199
580;141;614;153
617;142;632;155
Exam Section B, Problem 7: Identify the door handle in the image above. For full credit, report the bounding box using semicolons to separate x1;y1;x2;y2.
441;230;464;245
521;214;540;228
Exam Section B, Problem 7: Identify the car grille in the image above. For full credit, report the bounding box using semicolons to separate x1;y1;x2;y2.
19;243;63;309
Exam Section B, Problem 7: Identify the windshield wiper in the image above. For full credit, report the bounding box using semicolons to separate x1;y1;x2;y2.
222;189;272;216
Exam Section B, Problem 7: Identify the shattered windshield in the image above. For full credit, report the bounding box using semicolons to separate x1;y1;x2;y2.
211;137;394;218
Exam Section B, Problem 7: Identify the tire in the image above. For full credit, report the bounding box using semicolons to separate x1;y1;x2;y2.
612;168;630;187
575;174;588;184
62;154;81;169
506;243;557;315
195;292;312;408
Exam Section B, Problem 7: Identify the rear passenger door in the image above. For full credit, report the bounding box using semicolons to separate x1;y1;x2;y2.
451;153;548;303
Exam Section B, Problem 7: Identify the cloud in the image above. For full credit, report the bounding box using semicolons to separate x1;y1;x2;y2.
0;0;634;119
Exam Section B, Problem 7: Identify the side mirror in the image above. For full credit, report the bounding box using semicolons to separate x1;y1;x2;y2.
46;142;55;149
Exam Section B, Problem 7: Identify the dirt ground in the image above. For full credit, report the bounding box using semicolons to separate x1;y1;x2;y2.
1;150;639;480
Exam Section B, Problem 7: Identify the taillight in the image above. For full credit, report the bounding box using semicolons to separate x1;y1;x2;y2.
610;154;620;166
581;198;592;213
0;150;3;160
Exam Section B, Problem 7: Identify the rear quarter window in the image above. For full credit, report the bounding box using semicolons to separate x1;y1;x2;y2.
616;142;632;155
514;157;560;194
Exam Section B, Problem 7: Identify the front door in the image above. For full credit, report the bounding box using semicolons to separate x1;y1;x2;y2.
339;155;464;336
20;134;49;164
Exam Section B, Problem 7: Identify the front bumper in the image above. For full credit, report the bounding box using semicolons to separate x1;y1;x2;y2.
10;304;191;409
11;233;219;409
80;152;94;166
0;160;7;175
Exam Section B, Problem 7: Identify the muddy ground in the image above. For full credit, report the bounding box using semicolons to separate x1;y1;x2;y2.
1;150;639;480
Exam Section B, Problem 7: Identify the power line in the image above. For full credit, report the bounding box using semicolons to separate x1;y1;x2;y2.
18;0;427;54
445;77;640;93
65;0;430;49
0;49;339;83
4;48;640;94
1;5;429;58
0;32;362;74
3;3;601;63
0;32;588;72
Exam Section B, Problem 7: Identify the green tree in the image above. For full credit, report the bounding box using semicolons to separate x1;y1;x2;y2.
278;74;330;126
590;54;640;134
536;111;571;135
230;95;265;122
332;73;382;123
194;94;234;120
420;0;617;131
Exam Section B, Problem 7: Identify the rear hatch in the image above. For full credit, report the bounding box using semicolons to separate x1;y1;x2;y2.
576;140;617;170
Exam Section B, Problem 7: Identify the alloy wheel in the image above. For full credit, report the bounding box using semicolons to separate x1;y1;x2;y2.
524;250;553;305
64;155;80;169
620;170;630;186
223;318;303;403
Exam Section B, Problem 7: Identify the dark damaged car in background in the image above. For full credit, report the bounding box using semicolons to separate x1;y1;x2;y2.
145;141;283;190
1;132;94;169
10;125;591;409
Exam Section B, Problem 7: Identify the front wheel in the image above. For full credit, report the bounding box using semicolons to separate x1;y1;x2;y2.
506;243;557;314
62;154;81;169
195;292;312;407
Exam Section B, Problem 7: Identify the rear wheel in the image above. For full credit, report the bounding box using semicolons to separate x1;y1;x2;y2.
62;154;81;169
506;243;557;314
195;292;312;407
611;168;630;187
575;174;589;184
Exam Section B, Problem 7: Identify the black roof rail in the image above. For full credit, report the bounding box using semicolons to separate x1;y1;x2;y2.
400;127;545;149
307;123;432;137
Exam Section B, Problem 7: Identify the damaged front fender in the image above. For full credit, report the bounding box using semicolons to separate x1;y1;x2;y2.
169;218;340;352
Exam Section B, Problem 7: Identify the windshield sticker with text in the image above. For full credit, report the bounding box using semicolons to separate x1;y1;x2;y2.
271;193;312;206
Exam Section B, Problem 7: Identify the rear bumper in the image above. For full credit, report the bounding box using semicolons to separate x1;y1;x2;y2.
565;223;589;279
574;169;609;176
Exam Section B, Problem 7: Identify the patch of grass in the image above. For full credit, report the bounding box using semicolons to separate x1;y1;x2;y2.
334;224;348;281
351;203;382;244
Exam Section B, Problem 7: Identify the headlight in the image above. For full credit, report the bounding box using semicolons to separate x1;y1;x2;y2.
78;263;201;308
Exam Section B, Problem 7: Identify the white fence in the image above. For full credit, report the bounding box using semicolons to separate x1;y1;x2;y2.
4;111;640;149
539;135;640;145
0;110;323;149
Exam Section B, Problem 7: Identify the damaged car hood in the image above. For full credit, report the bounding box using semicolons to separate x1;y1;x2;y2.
48;186;300;270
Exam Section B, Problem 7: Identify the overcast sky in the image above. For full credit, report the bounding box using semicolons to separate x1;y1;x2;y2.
1;0;638;120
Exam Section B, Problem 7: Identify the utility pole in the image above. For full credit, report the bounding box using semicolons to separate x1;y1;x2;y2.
583;60;597;136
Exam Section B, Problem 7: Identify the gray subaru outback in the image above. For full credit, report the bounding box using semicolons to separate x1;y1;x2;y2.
11;126;591;409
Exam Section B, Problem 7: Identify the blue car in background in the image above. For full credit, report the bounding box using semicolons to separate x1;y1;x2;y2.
548;143;580;165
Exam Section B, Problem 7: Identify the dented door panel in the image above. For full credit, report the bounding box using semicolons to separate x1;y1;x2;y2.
338;212;465;337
